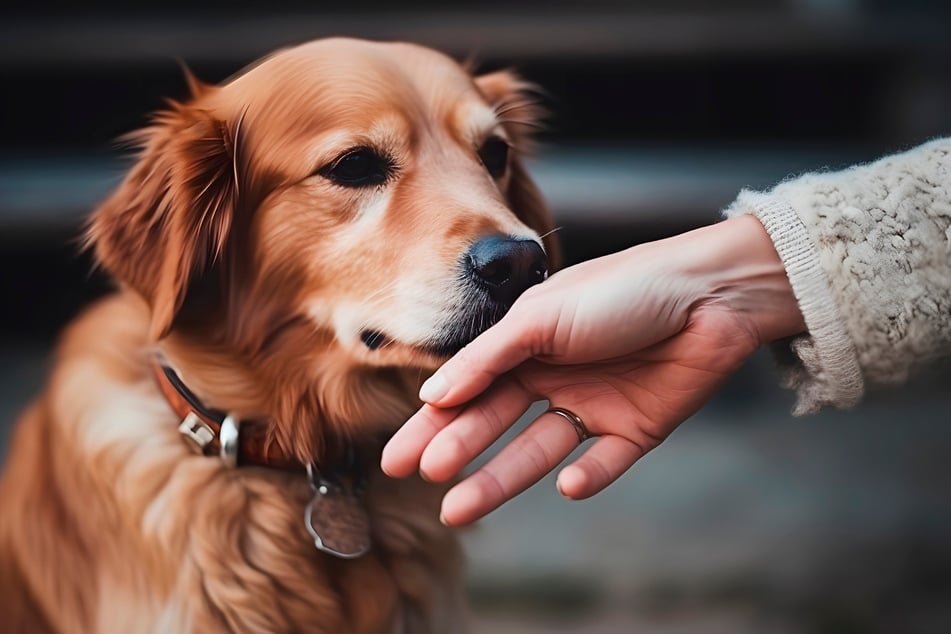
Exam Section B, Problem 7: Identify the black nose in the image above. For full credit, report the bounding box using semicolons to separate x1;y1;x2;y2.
467;237;548;307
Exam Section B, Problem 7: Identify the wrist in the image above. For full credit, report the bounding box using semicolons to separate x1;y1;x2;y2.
690;215;806;345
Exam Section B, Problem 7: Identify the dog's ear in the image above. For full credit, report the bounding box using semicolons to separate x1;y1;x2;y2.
475;70;561;269
87;90;242;340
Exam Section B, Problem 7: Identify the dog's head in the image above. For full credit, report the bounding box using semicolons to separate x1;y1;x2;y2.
87;38;556;456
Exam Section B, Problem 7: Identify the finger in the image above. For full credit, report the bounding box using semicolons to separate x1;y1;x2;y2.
439;408;584;526
419;378;534;483
555;435;645;500
381;404;462;478
418;302;548;407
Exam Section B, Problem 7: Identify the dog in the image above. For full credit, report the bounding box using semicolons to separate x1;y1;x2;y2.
0;38;557;633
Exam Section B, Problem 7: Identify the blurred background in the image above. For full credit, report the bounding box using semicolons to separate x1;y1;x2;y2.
2;1;951;632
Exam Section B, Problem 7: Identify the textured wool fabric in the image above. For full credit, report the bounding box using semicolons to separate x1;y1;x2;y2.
724;138;951;414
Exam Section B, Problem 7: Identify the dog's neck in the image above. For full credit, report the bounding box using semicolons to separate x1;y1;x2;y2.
151;360;304;469
155;331;422;468
153;329;423;559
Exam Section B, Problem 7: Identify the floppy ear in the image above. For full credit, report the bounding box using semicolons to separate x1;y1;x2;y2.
87;89;242;340
475;70;561;269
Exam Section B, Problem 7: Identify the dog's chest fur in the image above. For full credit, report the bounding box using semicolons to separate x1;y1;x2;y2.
0;295;463;634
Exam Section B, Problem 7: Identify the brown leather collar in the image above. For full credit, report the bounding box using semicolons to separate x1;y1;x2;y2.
151;359;302;471
152;358;376;558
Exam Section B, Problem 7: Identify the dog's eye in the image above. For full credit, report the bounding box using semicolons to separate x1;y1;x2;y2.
478;136;509;179
321;148;393;187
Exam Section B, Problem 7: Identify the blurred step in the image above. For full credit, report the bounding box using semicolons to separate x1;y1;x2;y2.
0;145;871;233
2;9;949;67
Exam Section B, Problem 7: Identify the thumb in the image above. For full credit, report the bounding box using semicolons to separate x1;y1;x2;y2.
419;302;546;407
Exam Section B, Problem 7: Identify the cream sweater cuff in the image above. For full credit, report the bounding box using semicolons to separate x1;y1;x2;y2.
724;191;864;414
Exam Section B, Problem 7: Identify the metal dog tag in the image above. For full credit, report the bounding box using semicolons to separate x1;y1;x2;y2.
304;466;371;559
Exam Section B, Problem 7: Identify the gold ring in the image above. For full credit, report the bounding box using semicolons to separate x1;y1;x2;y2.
546;407;592;444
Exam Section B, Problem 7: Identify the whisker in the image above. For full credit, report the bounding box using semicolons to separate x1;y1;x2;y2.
496;117;546;129
493;98;543;116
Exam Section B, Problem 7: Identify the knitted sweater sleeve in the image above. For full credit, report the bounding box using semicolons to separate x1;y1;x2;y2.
723;138;951;415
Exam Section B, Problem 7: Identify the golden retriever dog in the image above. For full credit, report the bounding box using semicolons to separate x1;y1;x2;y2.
0;38;556;633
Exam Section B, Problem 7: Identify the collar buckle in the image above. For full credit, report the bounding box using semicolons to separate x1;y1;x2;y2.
178;412;215;453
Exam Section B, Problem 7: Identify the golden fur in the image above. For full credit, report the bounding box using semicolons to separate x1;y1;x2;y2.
0;38;555;633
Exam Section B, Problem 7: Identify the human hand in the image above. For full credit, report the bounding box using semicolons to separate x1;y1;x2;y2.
382;215;805;526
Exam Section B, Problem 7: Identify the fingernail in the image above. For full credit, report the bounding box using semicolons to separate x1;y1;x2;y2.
419;372;449;402
439;511;451;526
